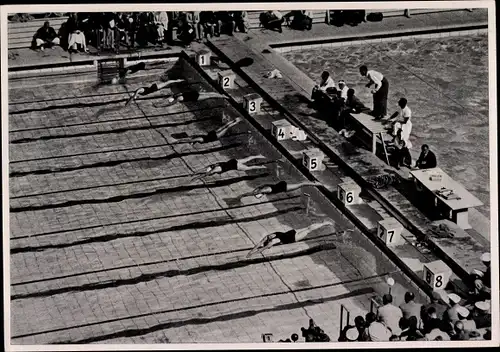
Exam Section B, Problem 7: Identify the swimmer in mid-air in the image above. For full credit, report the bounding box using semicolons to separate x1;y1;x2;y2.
153;90;229;108
246;221;335;257
125;79;186;106
172;116;243;145
246;180;323;199
191;155;268;182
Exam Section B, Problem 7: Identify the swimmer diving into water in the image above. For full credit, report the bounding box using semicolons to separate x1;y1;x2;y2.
125;79;186;106
246;221;335;257
172;116;243;145
191;155;268;182
243;180;323;199
153;90;229;108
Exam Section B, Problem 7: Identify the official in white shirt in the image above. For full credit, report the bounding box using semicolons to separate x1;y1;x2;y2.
338;80;349;100
360;65;390;120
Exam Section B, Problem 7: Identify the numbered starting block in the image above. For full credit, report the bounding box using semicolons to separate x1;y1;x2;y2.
244;93;263;114
423;260;452;290
271;119;294;141
337;180;361;206
303;148;324;172
97;59;125;84
218;70;235;90
377;217;403;246
197;50;212;67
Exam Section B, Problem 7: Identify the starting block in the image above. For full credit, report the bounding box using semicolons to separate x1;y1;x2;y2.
423;260;452;290
337;180;361;206
244;93;263;114
377;217;403;246
262;333;274;342
271;119;294;141
97;59;125;84
303;148;324;172
197;50;212;67
218;70;235;90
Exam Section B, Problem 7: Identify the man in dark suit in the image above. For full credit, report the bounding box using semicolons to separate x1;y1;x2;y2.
416;144;437;169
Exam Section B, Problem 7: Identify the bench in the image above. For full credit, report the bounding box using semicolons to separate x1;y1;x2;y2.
410;168;484;229
8;17;68;49
247;10;327;29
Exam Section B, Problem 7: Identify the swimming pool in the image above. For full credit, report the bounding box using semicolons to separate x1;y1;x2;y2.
283;34;490;217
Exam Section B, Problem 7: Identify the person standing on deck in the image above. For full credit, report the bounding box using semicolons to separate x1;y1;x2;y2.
360;65;389;120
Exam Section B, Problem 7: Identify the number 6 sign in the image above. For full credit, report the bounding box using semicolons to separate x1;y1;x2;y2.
337;180;361;206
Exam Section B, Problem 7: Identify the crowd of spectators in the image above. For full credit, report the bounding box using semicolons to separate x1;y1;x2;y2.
337;253;491;342
30;11;252;53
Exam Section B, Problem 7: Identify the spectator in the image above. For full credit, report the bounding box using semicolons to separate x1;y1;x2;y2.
457;306;477;332
153;11;169;46
421;291;448;328
363;321;392;341
425;327;450;341
377;294;403;336
404;9;411;18
443;293;463;327
233;11;249;33
472;252;491;300
122;13;137;48
337;80;349;101
103;12;117;52
68;29;88;53
311;71;336;102
200;11;217;38
260;10;285;33
177;17;197;48
451;321;470;341
399;292;422;328
285;10;313;31
216;11;235;36
291;333;299;342
360;65;389;120
32;21;60;51
471;301;491;329
387;129;412;169
415;144;437;169
188;12;202;41
354;315;366;340
399;316;424;341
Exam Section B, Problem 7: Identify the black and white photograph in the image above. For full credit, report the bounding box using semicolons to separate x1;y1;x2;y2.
1;1;498;349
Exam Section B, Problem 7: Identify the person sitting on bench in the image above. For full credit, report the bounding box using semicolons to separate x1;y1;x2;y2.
311;71;336;103
385;98;412;135
386;129;412;169
171;117;242;145
415;144;437;169
285;10;313;31
32;21;60;50
260;10;285;33
246;221;334;257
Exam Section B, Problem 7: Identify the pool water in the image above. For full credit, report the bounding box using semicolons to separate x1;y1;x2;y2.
284;34;490;217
